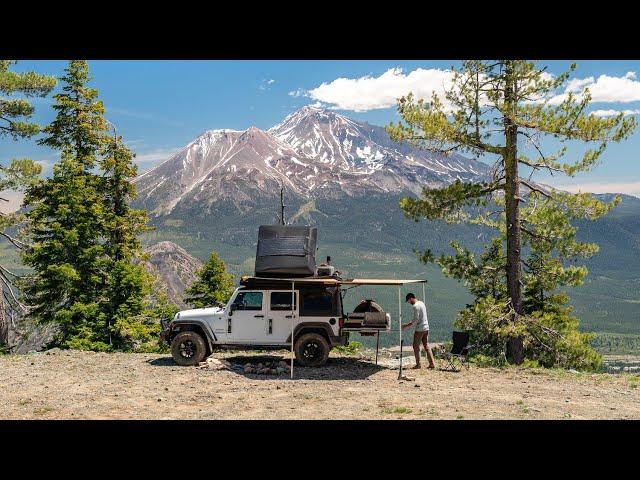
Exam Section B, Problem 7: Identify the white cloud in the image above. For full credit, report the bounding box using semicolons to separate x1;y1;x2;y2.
135;146;182;171
555;181;640;197
288;88;306;98
259;79;276;91
548;71;640;105
295;67;640;112
565;76;594;93
295;67;454;112
589;109;640;117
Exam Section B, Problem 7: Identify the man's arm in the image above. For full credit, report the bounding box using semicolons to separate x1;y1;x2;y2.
402;304;418;329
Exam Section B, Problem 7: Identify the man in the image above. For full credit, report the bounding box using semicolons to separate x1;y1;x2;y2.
402;293;436;369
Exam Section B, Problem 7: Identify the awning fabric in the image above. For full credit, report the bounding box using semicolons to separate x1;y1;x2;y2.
240;276;426;286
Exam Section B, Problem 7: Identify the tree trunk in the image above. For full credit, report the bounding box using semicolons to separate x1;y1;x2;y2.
0;291;8;348
503;62;524;364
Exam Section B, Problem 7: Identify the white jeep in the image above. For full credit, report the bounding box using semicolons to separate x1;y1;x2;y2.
161;279;353;367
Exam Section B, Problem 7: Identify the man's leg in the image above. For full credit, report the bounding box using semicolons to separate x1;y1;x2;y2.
412;332;422;368
421;331;436;368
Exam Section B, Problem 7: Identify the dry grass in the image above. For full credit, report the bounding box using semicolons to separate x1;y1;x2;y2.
1;349;639;420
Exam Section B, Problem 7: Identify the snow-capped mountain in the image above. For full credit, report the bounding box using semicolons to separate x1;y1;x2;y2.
135;106;491;216
270;106;484;178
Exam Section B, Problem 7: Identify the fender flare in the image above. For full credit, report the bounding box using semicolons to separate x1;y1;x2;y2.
285;321;338;345
171;319;217;350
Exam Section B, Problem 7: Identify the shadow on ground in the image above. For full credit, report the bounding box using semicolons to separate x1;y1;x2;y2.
147;357;176;367
227;354;386;380
148;354;387;380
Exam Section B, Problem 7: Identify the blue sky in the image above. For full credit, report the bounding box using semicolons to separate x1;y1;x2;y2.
3;60;640;208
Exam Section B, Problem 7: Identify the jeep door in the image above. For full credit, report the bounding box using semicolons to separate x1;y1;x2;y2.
228;290;265;343
263;290;298;344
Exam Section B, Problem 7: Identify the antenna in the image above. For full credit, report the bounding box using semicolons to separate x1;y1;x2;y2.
278;183;287;225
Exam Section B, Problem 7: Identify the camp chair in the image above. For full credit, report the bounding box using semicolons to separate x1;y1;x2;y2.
441;331;472;372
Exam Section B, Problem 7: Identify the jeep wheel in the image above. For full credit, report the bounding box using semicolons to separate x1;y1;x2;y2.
171;331;207;366
294;333;330;367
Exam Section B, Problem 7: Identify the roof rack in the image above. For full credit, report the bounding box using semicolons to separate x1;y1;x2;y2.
240;275;427;286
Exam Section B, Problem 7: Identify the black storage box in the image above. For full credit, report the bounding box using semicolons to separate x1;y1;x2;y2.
254;225;317;277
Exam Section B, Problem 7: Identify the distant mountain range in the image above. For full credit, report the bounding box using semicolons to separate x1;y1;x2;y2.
134;106;489;216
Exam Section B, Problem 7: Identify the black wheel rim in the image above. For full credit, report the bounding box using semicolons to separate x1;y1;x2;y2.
179;340;197;358
302;342;320;360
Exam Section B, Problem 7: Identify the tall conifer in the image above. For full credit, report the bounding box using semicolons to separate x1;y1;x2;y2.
0;60;55;339
387;60;636;366
22;61;109;349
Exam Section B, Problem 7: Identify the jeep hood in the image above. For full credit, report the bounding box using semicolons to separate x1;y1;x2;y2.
175;306;225;320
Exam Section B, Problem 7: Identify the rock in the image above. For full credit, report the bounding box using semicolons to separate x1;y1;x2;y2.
142;242;203;309
244;366;253;374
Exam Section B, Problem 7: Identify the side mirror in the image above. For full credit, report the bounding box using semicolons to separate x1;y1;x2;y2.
229;304;235;316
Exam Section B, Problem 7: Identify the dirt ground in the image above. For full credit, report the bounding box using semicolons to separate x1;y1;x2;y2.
1;349;639;419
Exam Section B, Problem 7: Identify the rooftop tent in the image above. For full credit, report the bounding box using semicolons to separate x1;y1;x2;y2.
254;225;318;278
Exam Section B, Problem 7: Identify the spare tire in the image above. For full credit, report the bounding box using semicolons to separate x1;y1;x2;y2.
171;331;207;366
294;332;330;367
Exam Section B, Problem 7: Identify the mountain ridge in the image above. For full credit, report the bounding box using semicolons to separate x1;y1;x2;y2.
133;106;491;216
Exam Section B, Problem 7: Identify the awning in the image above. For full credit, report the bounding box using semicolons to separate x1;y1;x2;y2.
344;278;427;286
240;276;427;286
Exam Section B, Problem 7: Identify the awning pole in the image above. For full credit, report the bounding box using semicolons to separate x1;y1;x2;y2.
290;281;295;380
398;285;402;347
398;285;403;379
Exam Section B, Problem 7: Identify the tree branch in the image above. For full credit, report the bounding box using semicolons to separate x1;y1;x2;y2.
0;230;29;249
520;179;552;199
0;264;21;278
0;273;27;312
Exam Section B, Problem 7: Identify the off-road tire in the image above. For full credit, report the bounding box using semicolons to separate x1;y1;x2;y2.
294;333;330;367
171;331;207;366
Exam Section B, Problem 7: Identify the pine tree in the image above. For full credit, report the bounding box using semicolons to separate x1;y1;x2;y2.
185;251;235;309
437;193;611;370
1;60;55;339
21;60;109;349
387;60;636;365
100;133;153;349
